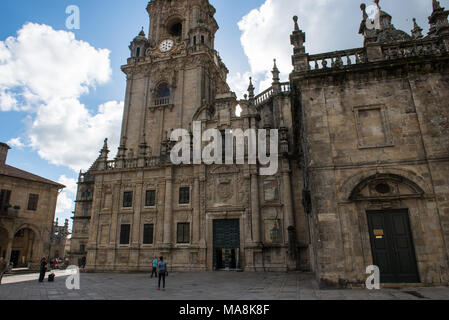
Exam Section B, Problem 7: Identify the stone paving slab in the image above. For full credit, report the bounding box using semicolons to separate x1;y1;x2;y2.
0;272;448;300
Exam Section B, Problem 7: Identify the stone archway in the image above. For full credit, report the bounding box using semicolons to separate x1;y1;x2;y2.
345;173;436;284
10;228;36;268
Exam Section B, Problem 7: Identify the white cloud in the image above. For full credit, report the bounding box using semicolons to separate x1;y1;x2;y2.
0;23;123;171
7;137;25;149
227;71;252;99
234;0;436;94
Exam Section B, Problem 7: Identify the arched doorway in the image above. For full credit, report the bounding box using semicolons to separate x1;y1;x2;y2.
10;228;35;268
350;173;422;283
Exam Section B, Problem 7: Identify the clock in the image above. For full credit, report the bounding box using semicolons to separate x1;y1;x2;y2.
159;39;174;53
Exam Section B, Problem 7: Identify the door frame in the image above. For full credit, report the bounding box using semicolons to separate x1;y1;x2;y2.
212;219;241;271
366;209;420;283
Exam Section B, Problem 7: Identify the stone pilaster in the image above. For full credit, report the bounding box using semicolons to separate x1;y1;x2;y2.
192;175;200;244
163;167;173;246
250;171;261;244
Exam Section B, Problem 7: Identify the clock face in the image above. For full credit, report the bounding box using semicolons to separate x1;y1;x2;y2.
159;39;174;53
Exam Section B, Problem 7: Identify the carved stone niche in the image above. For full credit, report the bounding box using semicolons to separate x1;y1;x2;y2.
207;165;241;206
349;173;425;202
216;178;233;202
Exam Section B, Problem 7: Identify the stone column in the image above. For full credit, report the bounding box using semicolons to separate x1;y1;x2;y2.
193;175;200;244
88;184;102;245
251;172;261;244
132;182;144;245
109;183;121;245
163;167;173;246
282;161;295;232
5;238;12;265
108;183;121;268
130;182;143;269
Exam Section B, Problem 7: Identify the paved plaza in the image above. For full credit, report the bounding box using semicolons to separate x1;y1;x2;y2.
0;271;448;300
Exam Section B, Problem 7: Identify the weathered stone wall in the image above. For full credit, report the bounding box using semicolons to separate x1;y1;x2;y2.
295;65;449;286
0;176;60;269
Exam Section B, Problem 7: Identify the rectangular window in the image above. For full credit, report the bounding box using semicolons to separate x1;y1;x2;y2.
143;224;154;245
83;208;89;216
80;244;86;253
0;189;11;213
27;194;39;211
119;224;131;245
145;190;156;207
123;191;133;208
264;180;279;201
177;223;190;244
179;187;190;205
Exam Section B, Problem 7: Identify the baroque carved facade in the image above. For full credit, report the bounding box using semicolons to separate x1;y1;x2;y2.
70;0;449;286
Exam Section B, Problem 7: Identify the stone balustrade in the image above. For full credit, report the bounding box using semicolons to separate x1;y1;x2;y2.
308;48;367;71
254;82;291;107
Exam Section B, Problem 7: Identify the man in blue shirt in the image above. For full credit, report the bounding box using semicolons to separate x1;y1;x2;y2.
157;256;167;291
151;256;158;278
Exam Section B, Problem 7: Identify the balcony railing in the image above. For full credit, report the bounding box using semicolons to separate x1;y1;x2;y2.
154;97;170;107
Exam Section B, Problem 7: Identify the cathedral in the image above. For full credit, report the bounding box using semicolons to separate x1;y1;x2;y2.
70;0;449;287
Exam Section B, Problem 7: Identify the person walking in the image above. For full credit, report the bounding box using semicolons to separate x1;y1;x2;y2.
38;257;47;283
81;256;86;269
157;256;167;291
0;257;7;285
151;256;158;278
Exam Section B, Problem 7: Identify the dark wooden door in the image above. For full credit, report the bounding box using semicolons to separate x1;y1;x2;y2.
213;219;240;270
367;210;420;283
10;250;19;268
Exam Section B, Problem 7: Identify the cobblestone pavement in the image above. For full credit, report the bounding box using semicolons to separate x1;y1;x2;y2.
0;271;448;300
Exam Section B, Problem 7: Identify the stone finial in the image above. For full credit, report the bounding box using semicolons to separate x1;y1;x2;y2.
433;0;442;11
248;77;255;99
100;138;109;157
102;138;108;150
428;0;449;37
139;27;145;37
360;3;368;20
293;16;299;31
411;18;423;39
272;59;280;83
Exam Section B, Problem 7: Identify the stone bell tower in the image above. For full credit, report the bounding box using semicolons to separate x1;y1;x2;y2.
118;0;229;163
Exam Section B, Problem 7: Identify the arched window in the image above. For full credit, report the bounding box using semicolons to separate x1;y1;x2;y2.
170;22;183;37
155;83;170;106
136;47;141;57
157;83;170;98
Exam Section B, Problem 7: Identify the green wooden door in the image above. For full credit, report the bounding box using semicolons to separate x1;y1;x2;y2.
367;210;420;283
213;219;240;270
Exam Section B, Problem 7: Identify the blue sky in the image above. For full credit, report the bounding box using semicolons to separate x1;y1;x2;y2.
0;0;444;230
